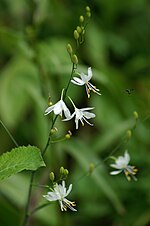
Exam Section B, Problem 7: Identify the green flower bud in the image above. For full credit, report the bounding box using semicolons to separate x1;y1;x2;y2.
89;163;95;174
76;26;82;34
86;6;91;12
64;169;69;175
133;111;138;120
72;54;78;64
66;43;72;54
65;130;72;139
74;30;79;40
86;12;91;18
60;166;64;175
50;127;58;135
48;95;53;106
79;15;84;23
49;172;55;181
126;130;132;139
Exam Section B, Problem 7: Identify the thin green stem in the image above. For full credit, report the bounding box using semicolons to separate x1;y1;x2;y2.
22;62;76;226
0;120;18;147
22;171;35;226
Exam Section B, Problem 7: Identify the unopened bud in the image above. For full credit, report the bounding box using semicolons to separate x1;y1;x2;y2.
66;43;72;54
49;172;55;181
74;30;79;40
65;130;72;139
126;130;132;139
79;15;84;23
64;169;69;175
60;166;64;175
89;163;95;174
133;111;138;120
76;26;82;34
48;95;53;106
72;54;78;64
86;12;91;18
86;6;91;12
50;127;58;135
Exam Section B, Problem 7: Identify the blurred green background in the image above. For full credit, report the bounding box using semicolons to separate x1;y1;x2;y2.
0;0;150;226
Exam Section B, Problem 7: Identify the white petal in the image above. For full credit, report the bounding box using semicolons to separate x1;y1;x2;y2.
62;112;75;121
75;118;79;129
66;184;72;196
110;164;122;169
110;170;122;175
83;111;95;119
124;150;130;164
60;101;71;118
43;194;58;201
80;107;94;111
44;105;55;115
87;67;93;81
53;101;62;115
71;77;85;85
80;72;88;82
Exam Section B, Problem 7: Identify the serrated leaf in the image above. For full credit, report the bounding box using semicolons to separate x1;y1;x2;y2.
0;145;45;181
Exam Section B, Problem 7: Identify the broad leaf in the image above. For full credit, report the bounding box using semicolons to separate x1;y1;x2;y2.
0;145;45;181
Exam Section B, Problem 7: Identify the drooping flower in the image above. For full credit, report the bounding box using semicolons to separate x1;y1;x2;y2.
71;67;101;98
43;181;77;212
44;89;71;118
110;151;138;181
63;97;95;129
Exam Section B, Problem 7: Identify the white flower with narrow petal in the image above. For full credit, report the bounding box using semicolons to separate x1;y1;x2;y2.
71;67;101;98
63;97;95;129
43;181;77;211
44;89;71;118
110;151;138;181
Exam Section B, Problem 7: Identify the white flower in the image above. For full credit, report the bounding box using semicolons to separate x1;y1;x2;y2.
110;151;138;181
44;89;71;118
63;97;95;129
43;181;77;211
71;67;101;98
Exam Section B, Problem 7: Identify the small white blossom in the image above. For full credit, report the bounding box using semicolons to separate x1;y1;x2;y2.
63;97;95;129
71;67;101;98
43;181;77;211
110;151;138;181
44;89;71;118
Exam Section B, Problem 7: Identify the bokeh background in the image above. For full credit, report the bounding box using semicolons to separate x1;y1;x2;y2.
0;0;150;226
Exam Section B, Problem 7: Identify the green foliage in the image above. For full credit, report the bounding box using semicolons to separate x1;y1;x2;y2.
0;146;45;181
0;0;150;226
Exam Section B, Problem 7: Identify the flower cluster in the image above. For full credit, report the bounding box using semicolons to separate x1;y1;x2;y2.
45;67;100;130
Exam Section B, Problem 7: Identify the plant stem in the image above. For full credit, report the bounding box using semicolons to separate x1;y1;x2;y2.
0;120;19;147
22;62;75;226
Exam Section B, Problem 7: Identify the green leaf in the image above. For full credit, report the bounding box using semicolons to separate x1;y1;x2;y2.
0;145;45;181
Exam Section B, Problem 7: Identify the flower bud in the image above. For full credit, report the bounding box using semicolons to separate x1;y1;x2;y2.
66;43;72;54
49;172;55;181
76;26;82;34
133;111;138;120
50;127;58;135
72;54;78;64
48;95;53;106
60;166;64;175
86;12;91;18
126;130;132;139
86;6;91;12
64;169;69;176
65;130;72;139
74;30;79;40
89;163;95;174
79;15;84;23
